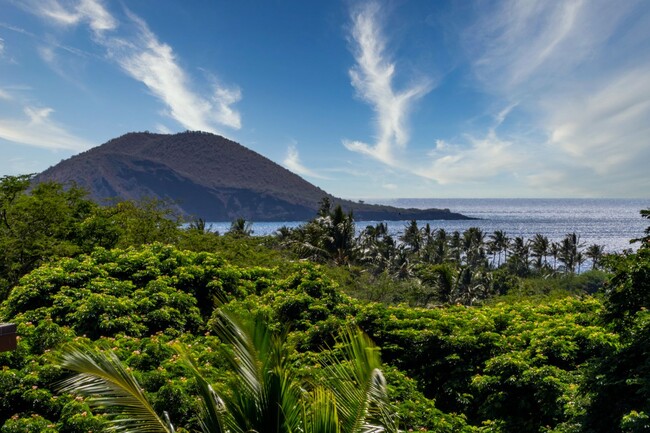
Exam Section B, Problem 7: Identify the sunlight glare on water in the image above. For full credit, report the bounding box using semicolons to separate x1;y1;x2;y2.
204;198;649;253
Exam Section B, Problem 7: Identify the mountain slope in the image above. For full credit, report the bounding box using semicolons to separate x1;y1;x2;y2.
35;131;471;221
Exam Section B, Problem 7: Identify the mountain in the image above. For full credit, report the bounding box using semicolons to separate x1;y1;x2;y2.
35;131;471;221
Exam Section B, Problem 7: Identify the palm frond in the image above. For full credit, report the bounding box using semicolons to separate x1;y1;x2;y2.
211;309;304;433
323;328;398;433
176;346;227;433
57;343;172;433
306;387;340;433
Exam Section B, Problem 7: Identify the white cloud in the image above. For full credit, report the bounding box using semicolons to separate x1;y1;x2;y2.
212;84;242;130
78;0;118;34
38;45;55;63
283;143;327;179
343;2;432;165
464;0;627;94
460;0;650;196
27;0;116;35
25;0;242;134
419;130;522;184
0;37;4;56
0;105;92;151
0;88;12;101
103;11;242;133
544;66;650;175
155;123;172;134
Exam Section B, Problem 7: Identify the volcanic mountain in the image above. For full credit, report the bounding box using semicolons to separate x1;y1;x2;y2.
35;131;471;221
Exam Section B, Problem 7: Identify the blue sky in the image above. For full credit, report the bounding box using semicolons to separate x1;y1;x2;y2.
1;0;649;199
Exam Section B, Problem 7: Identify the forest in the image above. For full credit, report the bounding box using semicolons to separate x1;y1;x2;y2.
1;174;649;433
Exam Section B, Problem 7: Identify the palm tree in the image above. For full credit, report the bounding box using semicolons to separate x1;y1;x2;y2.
57;310;397;433
488;230;510;268
585;244;605;270
576;251;586;274
451;266;492;306
284;204;355;265
462;227;486;268
549;242;560;271
530;234;550;272
508;236;530;276
424;229;448;265
356;223;394;274
400;220;422;254
228;217;253;237
328;205;356;265
558;232;583;274
449;231;462;263
418;224;437;264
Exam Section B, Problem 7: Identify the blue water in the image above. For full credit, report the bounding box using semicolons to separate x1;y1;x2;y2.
205;198;649;253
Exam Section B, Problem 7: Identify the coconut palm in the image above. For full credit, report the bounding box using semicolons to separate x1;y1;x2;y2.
585;244;605;270
356;223;394;274
487;230;508;268
451;266;492;306
286;203;356;266
462;227;487;268
327;205;356;265
558;232;583;274
549;242;560;271
530;234;550;272
421;229;448;265
449;231;462;263
57;310;397;433
508;236;530;276
228;217;253;237
400;220;422;254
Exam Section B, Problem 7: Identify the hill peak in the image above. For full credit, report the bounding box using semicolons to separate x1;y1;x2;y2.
35;131;470;222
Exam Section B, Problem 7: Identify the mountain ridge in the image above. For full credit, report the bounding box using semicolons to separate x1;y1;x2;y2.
35;131;472;222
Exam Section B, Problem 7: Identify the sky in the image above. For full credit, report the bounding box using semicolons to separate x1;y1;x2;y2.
1;0;649;199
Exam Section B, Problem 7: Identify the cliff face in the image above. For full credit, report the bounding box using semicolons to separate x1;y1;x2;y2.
35;131;471;221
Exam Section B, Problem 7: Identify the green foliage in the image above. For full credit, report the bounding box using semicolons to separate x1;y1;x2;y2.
621;411;650;433
56;311;399;433
0;182;646;433
581;236;650;432
281;201;356;265
603;248;650;328
0;176;97;298
226;217;253;237
382;366;474;432
1;244;274;338
354;297;615;432
1;415;58;433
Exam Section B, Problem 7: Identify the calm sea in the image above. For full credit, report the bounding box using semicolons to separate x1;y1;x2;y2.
206;198;649;253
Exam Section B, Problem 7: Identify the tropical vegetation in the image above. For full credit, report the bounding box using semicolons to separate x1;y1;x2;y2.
0;175;649;433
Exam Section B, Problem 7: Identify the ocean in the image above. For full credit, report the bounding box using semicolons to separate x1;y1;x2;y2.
206;198;650;253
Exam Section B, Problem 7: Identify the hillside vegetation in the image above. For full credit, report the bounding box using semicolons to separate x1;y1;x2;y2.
1;175;649;433
34;131;470;221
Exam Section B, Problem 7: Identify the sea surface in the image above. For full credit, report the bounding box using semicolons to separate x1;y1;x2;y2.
206;198;649;253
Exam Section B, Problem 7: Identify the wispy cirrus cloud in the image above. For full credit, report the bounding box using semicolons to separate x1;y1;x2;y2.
24;0;242;134
0;105;92;151
0;88;11;101
419;107;524;185
343;2;432;165
460;0;650;195
284;143;327;179
27;0;117;34
466;1;589;94
543;66;650;178
105;10;242;132
342;2;523;187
